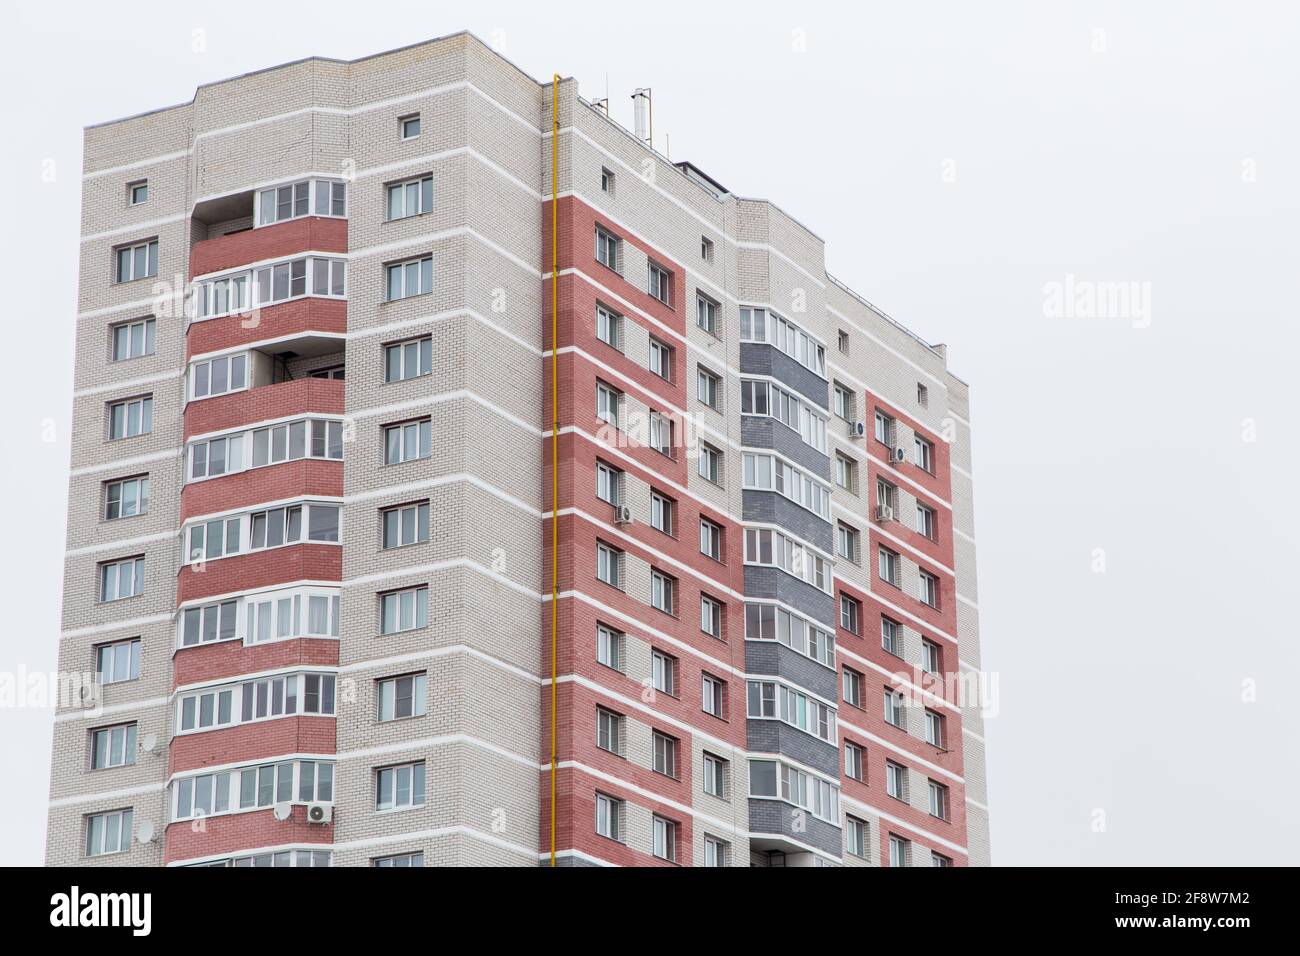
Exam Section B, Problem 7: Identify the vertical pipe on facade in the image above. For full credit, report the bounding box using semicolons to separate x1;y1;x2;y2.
549;73;560;868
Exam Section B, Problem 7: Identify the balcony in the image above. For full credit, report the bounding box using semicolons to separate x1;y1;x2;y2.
189;215;348;281
184;363;344;440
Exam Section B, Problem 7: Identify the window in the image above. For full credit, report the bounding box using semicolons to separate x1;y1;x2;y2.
650;491;674;535
651;650;677;696
595;304;622;349
374;852;424;867
838;329;850;354
874;410;895;445
385;255;433;301
108;396;152;439
596;707;624;755
90;723;136;769
595;382;622;428
925;710;946;749
697;365;721;410
600;166;615;194
595;461;621;505
919;570;939;608
647;262;671;305
376;761;426;810
698;442;721;483
596;624;624;671
747;759;841;822
834;452;856;491
100;557;144;602
929;780;949;819
648;412;673;455
383;418;432;465
115;239;157;282
595;226;620;271
696;292;718;335
839;594;860;634
111;317;155;361
399;113;421;139
256;179;346;225
699;518;722;561
175;673;335;732
842;668;863;708
236;588;338;646
380;586;428;635
189;353;248;400
651;570;676;615
886;761;907;800
95;638;140;685
744;527;833;593
128;180;148;205
932;852;953;867
700;236;715;262
921;639;941;674
744;603;836;668
915;436;934;472
596;541;622;588
85;809;132;858
845;742;864;781
700;594;723;639
703;835;728;866
382;501;430;549
652;733;679;778
377;673;427;721
104;476;149;520
878;547;900;586
845;817;868;859
833;383;855;421
739;307;826;376
889;834;910;867
739;380;829;453
652;815;678;862
180;599;238;647
384;336;433;382
176;685;235;732
386;175;433;220
876;478;898;512
882;616;901;656
917;383;929;407
916;503;936;539
884;689;904;729
595;792;622;841
915;437;935;476
746;680;836;742
702;753;728;798
702;673;725;718
836;522;859;563
194;256;345;318
648;337;673;380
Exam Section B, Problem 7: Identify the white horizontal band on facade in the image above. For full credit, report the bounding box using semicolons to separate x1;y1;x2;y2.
47;781;167;810
967;797;990;813
65;530;175;559
53;695;169;724
73;367;184;400
81;213;188;244
60;611;172;641
70;448;179;479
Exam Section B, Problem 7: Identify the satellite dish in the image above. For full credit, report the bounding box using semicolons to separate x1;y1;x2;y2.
137;820;156;844
273;802;293;822
140;733;157;753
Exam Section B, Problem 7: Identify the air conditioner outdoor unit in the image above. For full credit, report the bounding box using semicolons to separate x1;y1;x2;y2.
875;505;895;523
852;421;866;437
306;803;333;825
614;505;633;524
892;446;907;464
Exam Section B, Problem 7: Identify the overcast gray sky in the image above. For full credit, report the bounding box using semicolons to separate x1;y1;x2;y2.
2;0;1296;866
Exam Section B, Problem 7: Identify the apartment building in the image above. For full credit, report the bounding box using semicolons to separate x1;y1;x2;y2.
48;32;988;867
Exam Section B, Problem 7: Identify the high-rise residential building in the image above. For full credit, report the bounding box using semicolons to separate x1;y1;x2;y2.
48;32;988;867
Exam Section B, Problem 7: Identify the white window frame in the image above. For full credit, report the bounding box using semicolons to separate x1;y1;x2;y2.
385;255;433;301
376;761;426;811
380;586;429;635
383;418;432;465
377;673;428;722
385;174;433;221
384;335;433;382
95;638;140;685
108;396;152;440
111;316;156;361
115;239;157;283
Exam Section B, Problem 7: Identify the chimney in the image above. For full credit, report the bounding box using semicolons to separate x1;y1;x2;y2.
631;88;652;145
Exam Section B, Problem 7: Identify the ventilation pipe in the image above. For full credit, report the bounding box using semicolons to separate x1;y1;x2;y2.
631;88;652;146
